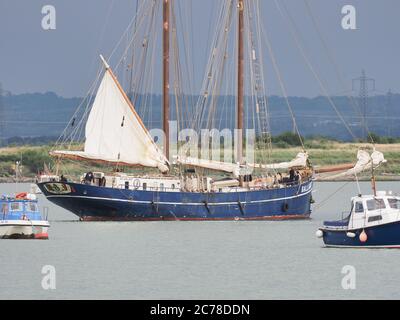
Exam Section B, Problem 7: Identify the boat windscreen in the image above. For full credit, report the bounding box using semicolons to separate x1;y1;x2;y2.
388;198;400;209
367;198;386;211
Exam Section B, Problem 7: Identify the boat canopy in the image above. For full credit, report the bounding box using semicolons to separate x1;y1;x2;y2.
51;56;169;173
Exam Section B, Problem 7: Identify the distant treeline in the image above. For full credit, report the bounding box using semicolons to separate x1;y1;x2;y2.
1;132;399;149
1;91;400;142
258;132;400;149
0;136;58;147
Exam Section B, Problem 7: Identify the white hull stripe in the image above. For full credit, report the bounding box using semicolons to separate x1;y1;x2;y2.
0;221;49;227
46;189;312;206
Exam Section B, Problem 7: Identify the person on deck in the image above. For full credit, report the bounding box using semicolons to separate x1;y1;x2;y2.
277;172;283;184
84;172;94;185
294;171;301;184
289;168;295;181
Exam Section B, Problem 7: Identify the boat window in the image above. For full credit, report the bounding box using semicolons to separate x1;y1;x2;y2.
388;198;400;209
368;215;383;222
354;202;364;213
2;203;8;214
142;183;147;190
171;184;175;189
125;181;129;189
367;198;386;211
26;202;38;212
10;202;22;211
160;183;164;191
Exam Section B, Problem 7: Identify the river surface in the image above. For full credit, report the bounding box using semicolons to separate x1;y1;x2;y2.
0;181;399;300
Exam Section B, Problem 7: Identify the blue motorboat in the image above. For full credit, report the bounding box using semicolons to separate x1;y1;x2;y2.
0;193;49;239
316;191;400;248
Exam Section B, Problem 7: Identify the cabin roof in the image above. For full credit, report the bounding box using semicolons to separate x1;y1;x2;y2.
351;191;398;202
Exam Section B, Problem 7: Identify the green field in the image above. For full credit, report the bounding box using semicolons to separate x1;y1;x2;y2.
0;139;399;181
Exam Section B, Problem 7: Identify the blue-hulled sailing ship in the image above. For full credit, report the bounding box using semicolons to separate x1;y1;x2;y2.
38;0;315;221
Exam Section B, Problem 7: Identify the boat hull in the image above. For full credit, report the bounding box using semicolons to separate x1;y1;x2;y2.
0;220;49;239
320;220;400;248
38;180;313;221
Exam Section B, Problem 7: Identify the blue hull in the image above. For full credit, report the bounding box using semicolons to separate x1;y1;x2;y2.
38;180;313;221
321;221;400;248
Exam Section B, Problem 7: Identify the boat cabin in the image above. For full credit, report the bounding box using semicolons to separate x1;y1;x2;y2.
1;196;42;221
324;191;400;230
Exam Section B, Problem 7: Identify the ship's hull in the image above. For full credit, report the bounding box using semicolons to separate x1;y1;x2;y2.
0;220;49;239
38;180;313;221
320;221;400;248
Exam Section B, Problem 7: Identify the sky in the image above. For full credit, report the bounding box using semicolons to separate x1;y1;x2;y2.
0;0;399;98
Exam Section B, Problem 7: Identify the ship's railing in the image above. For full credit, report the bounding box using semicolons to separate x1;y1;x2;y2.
83;175;311;193
111;181;307;193
115;185;180;192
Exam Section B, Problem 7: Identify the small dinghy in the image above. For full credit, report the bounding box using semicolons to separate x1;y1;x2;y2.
0;192;50;239
316;191;400;248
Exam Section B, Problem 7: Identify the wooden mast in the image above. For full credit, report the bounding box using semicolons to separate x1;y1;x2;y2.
371;162;377;197
237;0;244;164
163;0;170;160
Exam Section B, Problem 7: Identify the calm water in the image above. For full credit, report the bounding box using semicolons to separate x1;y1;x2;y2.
0;181;399;300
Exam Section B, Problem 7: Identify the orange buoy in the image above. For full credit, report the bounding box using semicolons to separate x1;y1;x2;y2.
359;229;368;243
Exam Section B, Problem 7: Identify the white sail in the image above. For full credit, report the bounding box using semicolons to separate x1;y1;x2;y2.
338;149;371;177
176;152;309;177
317;150;386;180
175;157;239;174
53;59;169;173
248;152;309;170
371;150;387;166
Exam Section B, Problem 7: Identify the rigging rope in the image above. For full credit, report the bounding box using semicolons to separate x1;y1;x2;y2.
313;181;352;212
259;10;305;150
274;0;357;141
302;0;375;144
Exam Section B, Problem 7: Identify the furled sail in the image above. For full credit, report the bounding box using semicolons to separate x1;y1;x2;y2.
316;150;386;180
175;157;239;174
248;152;309;170
51;56;169;173
176;152;309;177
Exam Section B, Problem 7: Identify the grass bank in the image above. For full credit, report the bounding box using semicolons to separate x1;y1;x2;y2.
0;140;399;181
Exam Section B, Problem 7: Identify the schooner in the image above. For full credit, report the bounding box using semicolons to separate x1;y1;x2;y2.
38;0;315;221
